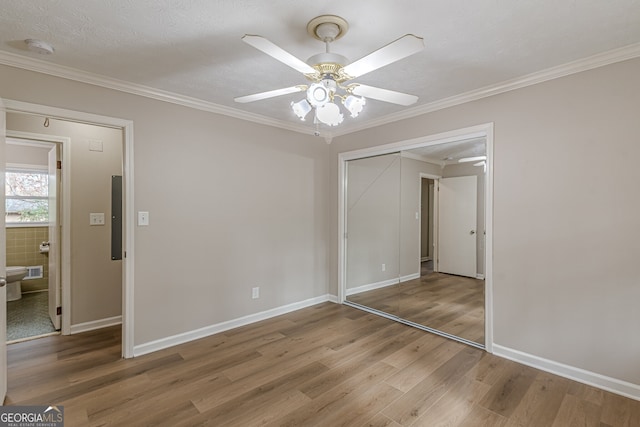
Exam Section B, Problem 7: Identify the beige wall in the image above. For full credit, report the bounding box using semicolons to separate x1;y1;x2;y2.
0;64;328;345
6;143;49;165
330;58;640;385
345;155;440;290
6;113;124;325
399;157;441;277
346;154;401;290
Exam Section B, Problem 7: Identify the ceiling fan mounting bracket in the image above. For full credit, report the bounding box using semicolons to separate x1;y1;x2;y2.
307;15;349;42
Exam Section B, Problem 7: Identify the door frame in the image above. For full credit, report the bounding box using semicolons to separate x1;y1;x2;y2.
4;99;135;358
418;173;440;272
6;133;68;332
338;123;494;352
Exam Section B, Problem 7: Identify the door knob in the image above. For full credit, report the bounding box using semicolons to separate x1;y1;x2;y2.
470;230;476;235
0;277;6;288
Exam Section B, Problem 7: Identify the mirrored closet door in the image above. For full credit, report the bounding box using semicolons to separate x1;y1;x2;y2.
345;153;401;317
344;138;487;347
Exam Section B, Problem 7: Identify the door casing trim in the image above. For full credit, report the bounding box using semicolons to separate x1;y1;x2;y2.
4;99;135;358
337;123;494;352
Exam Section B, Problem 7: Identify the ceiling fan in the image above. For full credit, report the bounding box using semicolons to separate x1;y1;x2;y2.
234;15;425;127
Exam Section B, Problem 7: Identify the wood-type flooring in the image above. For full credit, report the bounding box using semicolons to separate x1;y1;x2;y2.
348;266;484;345
6;302;640;426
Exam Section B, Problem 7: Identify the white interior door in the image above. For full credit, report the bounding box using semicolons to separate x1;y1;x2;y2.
48;145;61;329
1;97;8;402
438;175;477;277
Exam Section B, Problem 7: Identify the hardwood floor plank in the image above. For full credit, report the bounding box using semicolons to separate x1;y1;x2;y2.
409;374;491;426
189;362;327;425
600;390;636;426
477;361;539;418
382;346;483;425
381;330;446;370
348;271;484;344
314;382;403;427
384;339;465;393
361;413;402;427
458;405;507;426
503;371;570;427
551;394;601;427
299;326;423;399
5;303;640;426
265;361;398;427
319;321;414;369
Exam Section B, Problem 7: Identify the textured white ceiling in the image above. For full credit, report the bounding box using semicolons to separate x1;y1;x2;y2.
1;0;640;137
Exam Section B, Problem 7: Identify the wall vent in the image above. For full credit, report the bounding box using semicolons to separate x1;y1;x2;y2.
25;265;44;280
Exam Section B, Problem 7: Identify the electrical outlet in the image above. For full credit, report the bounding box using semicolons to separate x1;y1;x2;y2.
382;263;386;272
252;287;260;299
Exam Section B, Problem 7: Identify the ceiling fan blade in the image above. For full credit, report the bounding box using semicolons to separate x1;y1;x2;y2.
342;34;424;79
234;86;306;103
351;84;419;106
242;35;318;75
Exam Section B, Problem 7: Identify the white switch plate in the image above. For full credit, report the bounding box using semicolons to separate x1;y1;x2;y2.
89;213;105;225
252;287;260;299
88;139;103;152
138;211;149;226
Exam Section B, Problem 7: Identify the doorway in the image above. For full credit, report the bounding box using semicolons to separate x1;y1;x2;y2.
5;137;62;342
1;99;134;358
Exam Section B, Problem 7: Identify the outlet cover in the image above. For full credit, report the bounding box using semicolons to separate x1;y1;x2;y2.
90;213;105;225
252;287;260;299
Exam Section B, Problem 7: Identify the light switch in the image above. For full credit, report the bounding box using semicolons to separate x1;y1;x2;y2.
88;139;103;152
90;213;105;226
138;211;149;226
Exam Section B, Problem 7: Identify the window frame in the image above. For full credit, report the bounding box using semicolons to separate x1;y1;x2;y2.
5;163;50;228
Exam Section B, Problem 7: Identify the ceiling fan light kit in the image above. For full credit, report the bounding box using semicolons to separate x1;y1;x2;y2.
235;15;424;129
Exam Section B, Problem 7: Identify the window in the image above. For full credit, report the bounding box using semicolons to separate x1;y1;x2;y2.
5;168;49;224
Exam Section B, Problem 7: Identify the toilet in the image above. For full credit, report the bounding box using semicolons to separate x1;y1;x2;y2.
6;266;28;302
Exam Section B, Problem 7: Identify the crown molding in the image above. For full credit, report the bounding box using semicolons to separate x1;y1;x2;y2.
0;50;313;135
333;42;640;137
2;42;639;138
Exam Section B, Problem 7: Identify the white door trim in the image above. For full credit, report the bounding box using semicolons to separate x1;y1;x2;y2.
418;173;440;274
4;99;135;358
338;123;494;353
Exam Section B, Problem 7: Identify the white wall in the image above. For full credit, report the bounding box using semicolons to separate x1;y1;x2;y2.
330;57;640;387
0;64;329;346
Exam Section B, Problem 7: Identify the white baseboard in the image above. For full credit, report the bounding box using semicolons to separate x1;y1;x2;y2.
493;344;640;401
70;315;122;334
346;273;420;297
476;274;485;280
346;278;398;296
133;294;336;357
400;272;420;282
